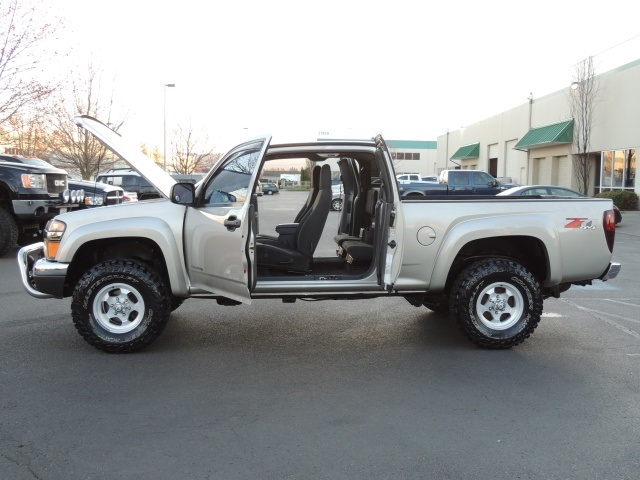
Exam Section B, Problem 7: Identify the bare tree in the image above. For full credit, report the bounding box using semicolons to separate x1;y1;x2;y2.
141;144;164;168
47;63;125;179
4;102;51;157
170;123;215;174
569;56;599;194
0;0;57;126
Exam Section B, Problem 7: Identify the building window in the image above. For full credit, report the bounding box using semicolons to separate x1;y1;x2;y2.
391;151;420;160
600;149;636;190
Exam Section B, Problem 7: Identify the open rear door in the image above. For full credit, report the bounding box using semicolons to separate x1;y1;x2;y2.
183;137;270;303
374;135;405;290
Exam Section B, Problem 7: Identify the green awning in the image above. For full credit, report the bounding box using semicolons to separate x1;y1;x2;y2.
513;119;574;151
450;142;480;160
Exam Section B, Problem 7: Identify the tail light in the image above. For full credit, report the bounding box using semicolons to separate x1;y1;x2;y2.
603;209;616;252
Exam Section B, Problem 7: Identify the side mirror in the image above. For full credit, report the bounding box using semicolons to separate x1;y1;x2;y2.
170;182;196;205
492;180;498;187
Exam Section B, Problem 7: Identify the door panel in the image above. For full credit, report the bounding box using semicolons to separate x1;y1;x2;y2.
183;138;270;303
374;136;405;289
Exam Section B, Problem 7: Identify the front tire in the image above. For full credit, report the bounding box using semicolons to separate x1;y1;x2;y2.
0;208;19;257
331;198;343;211
450;258;542;349
71;259;171;353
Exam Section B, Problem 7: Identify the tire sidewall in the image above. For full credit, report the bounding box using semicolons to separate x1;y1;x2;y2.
72;260;169;351
465;270;535;340
452;259;542;348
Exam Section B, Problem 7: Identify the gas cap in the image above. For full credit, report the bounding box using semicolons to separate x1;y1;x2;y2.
417;226;437;246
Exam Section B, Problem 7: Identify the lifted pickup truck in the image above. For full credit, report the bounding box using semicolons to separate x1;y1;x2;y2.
0;155;83;256
18;116;620;353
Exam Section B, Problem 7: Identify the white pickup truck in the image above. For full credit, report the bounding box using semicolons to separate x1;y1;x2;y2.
18;116;620;353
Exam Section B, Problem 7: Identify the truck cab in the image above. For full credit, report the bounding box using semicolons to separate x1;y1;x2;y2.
438;169;501;194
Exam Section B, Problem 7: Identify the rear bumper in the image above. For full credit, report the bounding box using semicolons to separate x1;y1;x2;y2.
599;261;621;281
17;243;69;299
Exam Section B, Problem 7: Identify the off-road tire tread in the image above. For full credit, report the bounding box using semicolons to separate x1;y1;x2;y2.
450;258;543;349
71;259;170;353
0;207;19;257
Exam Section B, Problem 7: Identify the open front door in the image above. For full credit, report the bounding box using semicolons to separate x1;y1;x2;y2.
374;136;405;290
183;137;270;303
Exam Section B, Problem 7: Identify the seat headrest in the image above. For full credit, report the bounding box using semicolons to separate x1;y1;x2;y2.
319;164;332;189
311;165;321;188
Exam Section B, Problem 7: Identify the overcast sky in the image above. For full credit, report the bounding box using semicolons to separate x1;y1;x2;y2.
52;0;640;150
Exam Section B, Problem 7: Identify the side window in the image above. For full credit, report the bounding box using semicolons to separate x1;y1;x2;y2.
552;188;581;197
474;172;494;185
123;176;140;189
451;171;469;185
202;148;260;206
104;176;123;187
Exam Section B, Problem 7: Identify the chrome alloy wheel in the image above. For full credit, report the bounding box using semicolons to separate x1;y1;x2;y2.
475;281;524;331
92;282;146;334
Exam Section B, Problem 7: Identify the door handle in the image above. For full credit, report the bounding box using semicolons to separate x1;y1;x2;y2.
224;216;241;231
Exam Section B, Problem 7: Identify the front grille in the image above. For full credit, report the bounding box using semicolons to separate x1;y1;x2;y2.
46;174;67;194
106;190;124;205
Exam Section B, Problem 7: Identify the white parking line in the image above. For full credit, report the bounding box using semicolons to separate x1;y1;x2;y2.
603;298;640;308
562;298;640;342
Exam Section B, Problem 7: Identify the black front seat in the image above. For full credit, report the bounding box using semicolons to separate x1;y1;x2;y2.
256;164;332;272
256;165;320;243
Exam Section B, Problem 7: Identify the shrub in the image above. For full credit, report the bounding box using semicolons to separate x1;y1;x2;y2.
595;190;638;210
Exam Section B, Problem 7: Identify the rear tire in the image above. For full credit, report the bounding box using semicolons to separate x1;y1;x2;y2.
71;259;171;353
450;258;542;349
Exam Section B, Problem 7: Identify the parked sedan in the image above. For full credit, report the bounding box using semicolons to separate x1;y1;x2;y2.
498;185;622;224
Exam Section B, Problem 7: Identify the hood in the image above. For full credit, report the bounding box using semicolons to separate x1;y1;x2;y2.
74;115;175;198
67;178;123;193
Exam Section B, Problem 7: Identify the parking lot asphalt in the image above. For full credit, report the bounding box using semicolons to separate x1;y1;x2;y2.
1;193;639;480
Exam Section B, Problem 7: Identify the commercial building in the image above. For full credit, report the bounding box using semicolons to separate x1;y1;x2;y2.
437;58;639;199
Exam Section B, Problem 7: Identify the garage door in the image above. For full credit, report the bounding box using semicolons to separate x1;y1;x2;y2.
533;157;551;184
556;155;571;187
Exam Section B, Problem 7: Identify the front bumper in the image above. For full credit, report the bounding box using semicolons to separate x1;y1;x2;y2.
12;199;80;220
18;243;69;299
599;261;621;281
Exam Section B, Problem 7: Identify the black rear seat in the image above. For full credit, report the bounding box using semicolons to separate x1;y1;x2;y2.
336;188;379;265
334;188;379;249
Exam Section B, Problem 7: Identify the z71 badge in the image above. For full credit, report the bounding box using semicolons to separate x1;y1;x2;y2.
565;218;596;230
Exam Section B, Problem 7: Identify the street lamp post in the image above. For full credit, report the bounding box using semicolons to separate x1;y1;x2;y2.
163;83;176;171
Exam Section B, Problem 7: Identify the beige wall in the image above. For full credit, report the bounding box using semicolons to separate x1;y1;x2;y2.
392;148;438;176
437;58;640;194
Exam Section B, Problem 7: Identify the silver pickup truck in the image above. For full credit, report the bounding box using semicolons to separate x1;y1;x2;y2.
18;116;620;353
